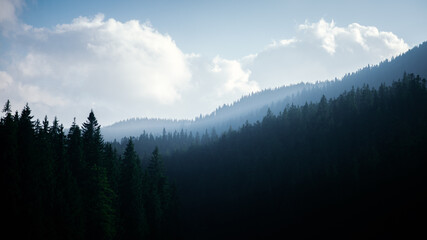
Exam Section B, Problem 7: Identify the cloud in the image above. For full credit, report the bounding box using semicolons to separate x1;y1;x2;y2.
17;53;53;78
245;19;409;89
211;56;259;96
0;17;410;126
1;14;193;123
0;71;13;89
0;14;261;125
0;0;23;24
267;37;298;50
298;18;408;56
17;83;67;107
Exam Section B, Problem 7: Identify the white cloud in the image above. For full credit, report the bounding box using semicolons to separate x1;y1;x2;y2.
0;71;13;89
17;53;53;78
0;0;23;24
211;56;260;98
0;17;410;126
0;14;263;125
280;38;298;46
17;83;67;107
244;19;409;89
299;19;343;54
211;56;259;96
298;18;408;56
266;37;298;50
0;14;194;123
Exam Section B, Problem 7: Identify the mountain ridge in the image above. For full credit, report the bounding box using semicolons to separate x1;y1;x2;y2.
102;41;427;141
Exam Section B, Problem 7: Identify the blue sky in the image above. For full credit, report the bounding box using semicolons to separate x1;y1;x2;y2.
19;0;427;58
1;0;426;125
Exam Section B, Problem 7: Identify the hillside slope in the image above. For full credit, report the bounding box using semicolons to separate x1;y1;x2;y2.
102;41;427;140
165;74;427;239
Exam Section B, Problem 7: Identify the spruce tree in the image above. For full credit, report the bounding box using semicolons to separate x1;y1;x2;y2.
65;118;86;238
17;104;45;238
146;147;171;239
86;165;117;240
119;139;147;239
81;110;116;239
34;116;56;239
82;110;104;166
1;100;20;237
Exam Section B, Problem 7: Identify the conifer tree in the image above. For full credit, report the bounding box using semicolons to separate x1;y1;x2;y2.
119;139;147;239
82;110;103;166
81;111;116;239
66;118;86;237
1;100;20;237
34;116;56;238
67;118;84;181
86;165;117;240
17;104;46;238
146;146;171;239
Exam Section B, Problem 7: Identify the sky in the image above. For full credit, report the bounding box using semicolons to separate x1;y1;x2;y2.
0;0;426;126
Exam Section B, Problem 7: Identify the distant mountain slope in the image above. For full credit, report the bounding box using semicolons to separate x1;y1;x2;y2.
102;41;427;140
165;73;427;239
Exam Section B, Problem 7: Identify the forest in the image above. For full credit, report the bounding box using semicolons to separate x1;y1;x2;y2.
0;104;177;239
112;73;427;238
102;42;427;141
2;73;427;239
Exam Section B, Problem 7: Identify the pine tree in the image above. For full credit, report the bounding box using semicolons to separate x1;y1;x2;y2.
1;100;20;237
86;165;117;240
146;146;171;239
64;118;87;238
67;118;84;182
82;110;104;166
103;143;120;196
17;104;45;238
34;116;57;239
81;110;116;239
48;118;84;239
104;142;120;234
119;139;148;239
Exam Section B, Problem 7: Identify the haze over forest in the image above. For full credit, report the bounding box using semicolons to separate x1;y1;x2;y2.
1;0;427;239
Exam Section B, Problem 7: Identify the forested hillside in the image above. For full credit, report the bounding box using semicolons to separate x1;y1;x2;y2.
103;41;427;141
2;73;426;239
163;73;427;238
0;105;177;240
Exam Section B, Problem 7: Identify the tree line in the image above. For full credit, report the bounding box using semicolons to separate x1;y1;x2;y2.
103;42;427;141
111;127;219;160
1;104;177;239
2;73;427;239
163;73;427;239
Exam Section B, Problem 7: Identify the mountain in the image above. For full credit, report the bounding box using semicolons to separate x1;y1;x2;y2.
102;41;427;141
165;74;427;238
3;44;427;239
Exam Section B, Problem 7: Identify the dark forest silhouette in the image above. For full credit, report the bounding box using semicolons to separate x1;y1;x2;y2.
2;73;426;239
1;105;177;240
163;73;427;238
2;42;427;239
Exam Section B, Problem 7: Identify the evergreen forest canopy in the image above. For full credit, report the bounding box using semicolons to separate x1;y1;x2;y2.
2;73;427;239
112;73;427;238
0;104;177;239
